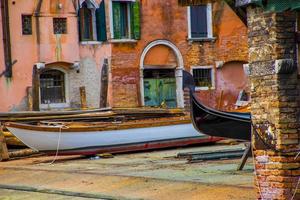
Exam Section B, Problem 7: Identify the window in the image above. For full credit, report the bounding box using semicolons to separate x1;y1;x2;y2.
192;66;215;90
79;0;107;42
22;15;32;35
111;0;140;40
188;4;213;39
40;70;66;104
53;18;67;34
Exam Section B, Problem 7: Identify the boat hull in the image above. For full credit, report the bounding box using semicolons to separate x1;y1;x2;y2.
6;123;216;155
190;93;251;141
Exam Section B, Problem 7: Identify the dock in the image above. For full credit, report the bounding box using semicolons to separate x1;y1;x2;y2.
0;143;256;200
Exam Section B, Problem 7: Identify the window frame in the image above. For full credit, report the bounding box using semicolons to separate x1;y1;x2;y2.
21;14;33;35
53;18;68;34
39;68;70;110
187;3;213;40
110;0;136;41
79;1;99;42
191;65;215;91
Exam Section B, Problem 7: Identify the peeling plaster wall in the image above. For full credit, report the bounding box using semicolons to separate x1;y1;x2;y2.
0;0;249;111
0;0;107;111
108;0;248;109
0;0;38;111
109;0;190;108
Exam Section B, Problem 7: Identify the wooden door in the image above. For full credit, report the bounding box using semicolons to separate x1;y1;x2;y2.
144;78;177;108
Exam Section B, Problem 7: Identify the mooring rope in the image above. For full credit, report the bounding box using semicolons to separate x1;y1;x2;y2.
49;125;69;165
251;124;300;200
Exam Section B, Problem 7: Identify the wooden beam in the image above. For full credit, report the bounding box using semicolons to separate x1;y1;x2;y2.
80;86;87;109
0;126;9;161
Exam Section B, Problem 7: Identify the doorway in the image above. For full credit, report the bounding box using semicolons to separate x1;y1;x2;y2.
140;40;185;108
143;69;177;108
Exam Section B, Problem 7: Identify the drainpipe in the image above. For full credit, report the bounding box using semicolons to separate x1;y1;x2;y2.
0;0;14;78
34;0;43;60
32;0;43;111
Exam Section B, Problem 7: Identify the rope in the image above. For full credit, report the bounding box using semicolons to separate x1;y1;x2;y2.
251;124;300;200
49;125;68;165
252;123;300;154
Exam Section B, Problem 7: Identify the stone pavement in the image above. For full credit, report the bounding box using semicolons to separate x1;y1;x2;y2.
0;144;256;200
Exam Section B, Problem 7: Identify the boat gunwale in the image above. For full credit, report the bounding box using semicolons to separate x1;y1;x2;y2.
191;93;251;123
5;118;191;133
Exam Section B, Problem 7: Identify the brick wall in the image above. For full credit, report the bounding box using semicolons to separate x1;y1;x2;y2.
185;2;248;110
247;7;300;200
108;1;249;109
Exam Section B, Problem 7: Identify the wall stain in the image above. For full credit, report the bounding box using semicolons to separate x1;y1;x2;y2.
55;34;62;61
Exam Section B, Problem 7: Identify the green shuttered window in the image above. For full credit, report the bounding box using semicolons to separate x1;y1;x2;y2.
96;1;107;41
112;1;140;40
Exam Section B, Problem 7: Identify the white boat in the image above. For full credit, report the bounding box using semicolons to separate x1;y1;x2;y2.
5;117;218;155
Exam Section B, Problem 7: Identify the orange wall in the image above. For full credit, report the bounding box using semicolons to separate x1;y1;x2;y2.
186;2;249;110
0;0;249;111
109;0;248;109
109;0;190;107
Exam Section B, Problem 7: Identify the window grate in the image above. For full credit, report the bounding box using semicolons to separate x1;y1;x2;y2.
193;68;212;88
40;70;66;104
53;18;67;34
22;15;32;35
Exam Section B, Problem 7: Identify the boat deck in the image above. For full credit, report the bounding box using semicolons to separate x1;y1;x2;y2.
0;143;256;200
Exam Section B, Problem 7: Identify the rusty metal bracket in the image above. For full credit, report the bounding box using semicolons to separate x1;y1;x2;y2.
0;59;17;78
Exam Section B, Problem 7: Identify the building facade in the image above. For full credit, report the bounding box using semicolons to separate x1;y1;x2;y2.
0;0;248;112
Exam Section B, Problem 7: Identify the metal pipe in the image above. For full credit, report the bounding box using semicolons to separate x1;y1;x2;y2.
1;0;12;78
34;0;43;59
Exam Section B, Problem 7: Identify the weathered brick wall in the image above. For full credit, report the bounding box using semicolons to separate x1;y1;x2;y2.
247;6;300;200
110;1;249;109
186;2;248;110
110;0;190;108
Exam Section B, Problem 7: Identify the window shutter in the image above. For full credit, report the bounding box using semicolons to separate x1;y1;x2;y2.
131;1;141;40
78;10;82;41
190;6;208;38
96;0;107;41
112;2;121;39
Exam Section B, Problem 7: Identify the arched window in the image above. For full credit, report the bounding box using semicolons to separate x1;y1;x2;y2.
78;0;107;42
40;69;66;104
80;2;94;40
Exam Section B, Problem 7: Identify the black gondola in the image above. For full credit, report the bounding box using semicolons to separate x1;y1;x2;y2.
183;70;252;141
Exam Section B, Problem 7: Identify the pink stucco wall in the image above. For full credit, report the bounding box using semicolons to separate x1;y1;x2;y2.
0;0;248;111
0;0;110;111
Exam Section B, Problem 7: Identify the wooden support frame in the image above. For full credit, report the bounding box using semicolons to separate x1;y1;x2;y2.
0;126;9;161
236;142;251;171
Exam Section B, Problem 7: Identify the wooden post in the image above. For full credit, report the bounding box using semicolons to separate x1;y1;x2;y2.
80;86;87;109
27;86;33;111
32;65;40;111
0;126;9;161
236;142;251;171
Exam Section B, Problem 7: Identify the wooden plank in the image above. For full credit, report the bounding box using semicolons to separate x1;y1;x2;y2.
0;126;9;161
32;65;40;111
100;59;108;108
80;86;87;109
5;136;25;147
0;107;111;118
27;86;33;111
8;149;39;158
